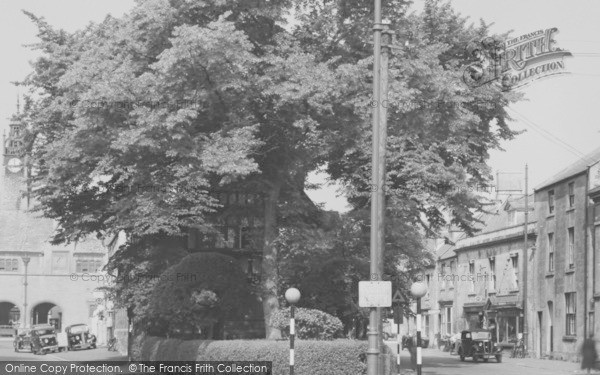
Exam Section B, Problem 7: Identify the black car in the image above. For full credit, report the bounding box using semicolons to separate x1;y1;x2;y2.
457;329;502;362
65;324;97;350
28;325;59;355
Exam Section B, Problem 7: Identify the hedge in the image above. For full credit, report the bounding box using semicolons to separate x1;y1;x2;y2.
270;307;344;340
138;336;395;375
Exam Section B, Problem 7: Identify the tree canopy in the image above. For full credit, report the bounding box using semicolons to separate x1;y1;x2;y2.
20;0;523;337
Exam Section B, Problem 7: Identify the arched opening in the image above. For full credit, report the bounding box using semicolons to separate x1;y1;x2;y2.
31;303;62;331
0;302;20;325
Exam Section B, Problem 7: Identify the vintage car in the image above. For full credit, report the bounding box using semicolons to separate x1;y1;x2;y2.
457;329;502;362
28;325;59;354
65;324;96;350
13;328;31;352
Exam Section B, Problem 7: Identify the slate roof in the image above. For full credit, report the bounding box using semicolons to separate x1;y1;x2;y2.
535;146;600;191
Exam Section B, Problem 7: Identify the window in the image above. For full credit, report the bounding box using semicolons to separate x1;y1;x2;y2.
469;261;476;293
548;190;555;214
568;182;575;208
0;258;19;272
449;261;455;288
489;258;496;291
511;255;519;289
441;263;446;289
442;306;453;335
424;315;430;337
75;259;103;273
565;292;576;336
548;233;555;272
568;227;575;269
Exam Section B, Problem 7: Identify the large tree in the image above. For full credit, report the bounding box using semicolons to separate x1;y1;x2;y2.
21;0;522;338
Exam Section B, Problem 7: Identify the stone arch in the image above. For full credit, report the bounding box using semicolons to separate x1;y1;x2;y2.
0;301;20;325
31;301;62;330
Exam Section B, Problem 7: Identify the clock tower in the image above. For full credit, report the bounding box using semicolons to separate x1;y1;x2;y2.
1;114;27;212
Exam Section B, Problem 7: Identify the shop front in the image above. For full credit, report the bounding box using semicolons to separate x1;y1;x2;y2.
462;301;523;348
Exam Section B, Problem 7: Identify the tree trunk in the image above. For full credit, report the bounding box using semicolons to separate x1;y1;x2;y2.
261;181;282;339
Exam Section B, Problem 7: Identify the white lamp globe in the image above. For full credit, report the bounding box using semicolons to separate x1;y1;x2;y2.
410;282;427;298
285;288;301;305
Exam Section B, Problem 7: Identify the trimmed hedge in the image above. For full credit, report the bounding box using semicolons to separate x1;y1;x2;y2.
138;336;395;375
270;307;343;340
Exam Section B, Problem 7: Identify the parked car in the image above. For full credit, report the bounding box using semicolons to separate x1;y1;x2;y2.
65;324;96;350
457;329;502;363
27;324;59;355
13;328;31;352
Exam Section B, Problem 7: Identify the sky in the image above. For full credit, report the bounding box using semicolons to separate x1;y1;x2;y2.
1;0;599;213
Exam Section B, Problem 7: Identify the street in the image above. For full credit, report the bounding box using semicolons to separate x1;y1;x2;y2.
386;343;599;375
0;337;126;362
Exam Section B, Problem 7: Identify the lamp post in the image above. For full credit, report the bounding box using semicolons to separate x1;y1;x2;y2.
410;282;427;375
21;256;30;329
285;288;301;375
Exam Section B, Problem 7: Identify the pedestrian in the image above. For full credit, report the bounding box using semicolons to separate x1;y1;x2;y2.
581;334;598;374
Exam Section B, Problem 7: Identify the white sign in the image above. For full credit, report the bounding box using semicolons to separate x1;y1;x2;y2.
359;281;392;307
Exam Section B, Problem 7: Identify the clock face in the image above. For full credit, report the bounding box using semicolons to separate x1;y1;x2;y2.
7;158;23;173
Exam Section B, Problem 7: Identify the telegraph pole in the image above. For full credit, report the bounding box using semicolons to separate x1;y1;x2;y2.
367;0;384;373
522;164;529;354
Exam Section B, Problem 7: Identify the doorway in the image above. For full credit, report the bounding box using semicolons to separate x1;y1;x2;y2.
537;311;543;358
547;301;554;353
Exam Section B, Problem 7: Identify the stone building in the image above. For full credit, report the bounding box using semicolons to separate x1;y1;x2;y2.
0;113;113;341
528;146;600;360
452;196;535;349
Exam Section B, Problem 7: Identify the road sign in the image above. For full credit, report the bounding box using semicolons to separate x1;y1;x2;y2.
392;290;407;304
358;281;392;307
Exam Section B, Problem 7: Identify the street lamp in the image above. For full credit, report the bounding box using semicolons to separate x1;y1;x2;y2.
285;288;301;375
21;256;30;329
410;282;427;375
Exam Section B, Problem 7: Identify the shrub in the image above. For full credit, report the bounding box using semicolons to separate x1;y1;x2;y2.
270;307;343;340
138;337;389;375
147;252;254;338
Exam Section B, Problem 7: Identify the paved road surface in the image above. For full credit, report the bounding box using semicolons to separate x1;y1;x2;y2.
0;337;126;362
385;342;600;375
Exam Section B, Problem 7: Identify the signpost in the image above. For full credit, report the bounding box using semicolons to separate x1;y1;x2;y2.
393;290;407;375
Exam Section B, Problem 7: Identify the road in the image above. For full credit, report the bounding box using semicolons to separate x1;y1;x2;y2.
1;336;597;375
385;342;599;375
0;337;126;362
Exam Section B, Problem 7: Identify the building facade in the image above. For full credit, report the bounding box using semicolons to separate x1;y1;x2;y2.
528;148;600;360
0;114;112;342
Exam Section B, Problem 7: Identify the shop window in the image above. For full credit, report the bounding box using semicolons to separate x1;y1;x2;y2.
565;292;576;336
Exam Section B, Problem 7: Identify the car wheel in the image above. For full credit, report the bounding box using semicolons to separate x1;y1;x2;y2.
460;354;465;362
483;358;489;362
473;355;478;362
496;355;502;363
91;344;96;349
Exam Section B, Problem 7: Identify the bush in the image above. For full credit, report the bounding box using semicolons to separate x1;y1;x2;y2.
270;307;343;340
138;336;387;375
147;252;254;338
